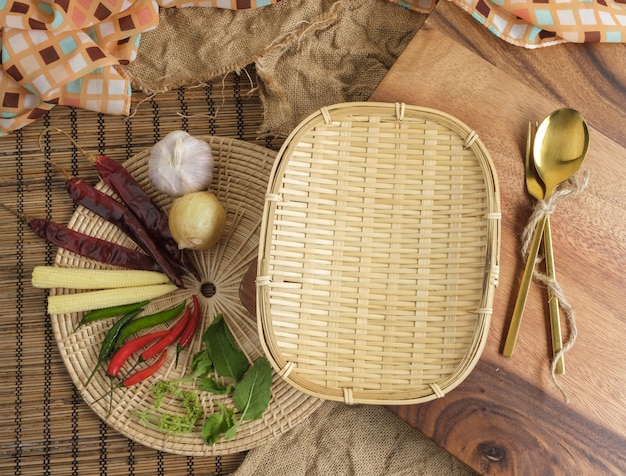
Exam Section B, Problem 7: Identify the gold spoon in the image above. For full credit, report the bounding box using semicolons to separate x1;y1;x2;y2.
504;109;589;358
524;122;564;374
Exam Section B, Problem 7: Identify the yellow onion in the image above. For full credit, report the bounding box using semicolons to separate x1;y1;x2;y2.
168;192;226;250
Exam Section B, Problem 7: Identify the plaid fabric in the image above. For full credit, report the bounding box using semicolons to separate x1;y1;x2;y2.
449;0;626;47
1;0;626;136
1;0;161;136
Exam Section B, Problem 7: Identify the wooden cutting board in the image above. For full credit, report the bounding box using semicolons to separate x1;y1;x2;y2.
370;2;626;474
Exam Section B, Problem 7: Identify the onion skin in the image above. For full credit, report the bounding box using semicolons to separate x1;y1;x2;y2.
168;192;226;250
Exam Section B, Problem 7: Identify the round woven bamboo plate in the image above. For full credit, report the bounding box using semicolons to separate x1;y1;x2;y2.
49;136;323;456
257;102;501;405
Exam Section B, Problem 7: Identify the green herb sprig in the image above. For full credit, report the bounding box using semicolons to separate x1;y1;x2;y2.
132;381;203;435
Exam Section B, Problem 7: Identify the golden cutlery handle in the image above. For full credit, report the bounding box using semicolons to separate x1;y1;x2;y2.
503;217;546;357
543;218;565;374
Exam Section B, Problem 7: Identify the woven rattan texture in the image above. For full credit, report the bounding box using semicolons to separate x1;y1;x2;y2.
258;103;500;405
0;68;298;474
51;135;322;456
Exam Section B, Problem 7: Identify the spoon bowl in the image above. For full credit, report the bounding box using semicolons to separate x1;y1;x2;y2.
533;108;590;198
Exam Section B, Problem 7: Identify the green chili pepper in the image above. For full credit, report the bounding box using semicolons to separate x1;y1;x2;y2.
114;301;186;349
84;308;143;387
73;300;150;332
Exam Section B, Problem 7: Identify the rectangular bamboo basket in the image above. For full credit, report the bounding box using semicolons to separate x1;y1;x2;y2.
257;102;501;405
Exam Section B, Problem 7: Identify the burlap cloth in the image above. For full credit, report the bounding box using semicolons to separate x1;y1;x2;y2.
121;0;426;137
122;1;478;474
231;402;477;475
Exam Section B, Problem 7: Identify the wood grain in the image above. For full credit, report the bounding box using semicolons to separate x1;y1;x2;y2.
386;361;626;475
240;2;626;474
422;1;626;147
367;2;626;474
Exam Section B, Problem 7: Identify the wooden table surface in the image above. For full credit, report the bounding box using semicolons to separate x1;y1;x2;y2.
241;1;626;474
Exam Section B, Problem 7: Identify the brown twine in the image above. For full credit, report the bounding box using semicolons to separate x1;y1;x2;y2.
126;92;156;120
520;172;590;403
261;1;342;57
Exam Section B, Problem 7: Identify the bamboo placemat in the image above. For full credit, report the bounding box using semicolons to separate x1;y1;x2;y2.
0;68;287;475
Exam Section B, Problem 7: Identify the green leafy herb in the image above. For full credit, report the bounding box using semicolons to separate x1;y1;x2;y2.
188;349;213;379
224;420;238;441
233;357;272;421
197;377;235;395
202;402;236;445
203;314;249;381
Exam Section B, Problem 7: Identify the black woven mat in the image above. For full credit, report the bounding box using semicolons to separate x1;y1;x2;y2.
0;67;282;476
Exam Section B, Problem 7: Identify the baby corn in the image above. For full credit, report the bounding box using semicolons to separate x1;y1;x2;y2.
32;266;170;290
47;283;178;315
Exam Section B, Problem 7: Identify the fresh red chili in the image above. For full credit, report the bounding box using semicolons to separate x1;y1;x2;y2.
23;216;161;272
141;306;191;361
92;155;198;278
107;329;169;378
175;294;201;366
65;176;184;288
123;350;167;387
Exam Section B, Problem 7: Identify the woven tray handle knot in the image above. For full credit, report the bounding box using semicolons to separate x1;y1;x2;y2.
278;361;295;379
429;383;445;399
343;387;354;405
395;102;406;120
464;130;479;148
265;193;283;203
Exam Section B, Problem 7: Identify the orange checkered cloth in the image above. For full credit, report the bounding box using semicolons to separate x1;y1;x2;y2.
1;0;625;136
0;0;231;136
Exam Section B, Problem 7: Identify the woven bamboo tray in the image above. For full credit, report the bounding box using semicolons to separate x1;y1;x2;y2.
50;136;323;456
257;102;501;405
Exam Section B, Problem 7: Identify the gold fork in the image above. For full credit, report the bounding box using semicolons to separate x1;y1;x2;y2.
524;122;565;374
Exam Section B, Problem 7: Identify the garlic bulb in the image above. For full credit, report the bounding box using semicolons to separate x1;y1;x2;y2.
148;131;214;197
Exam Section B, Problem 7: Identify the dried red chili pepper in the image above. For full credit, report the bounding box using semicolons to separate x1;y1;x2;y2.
0;203;161;272
92;155;199;278
65;177;185;288
107;329;169;378
140;306;191;362
37;128;197;278
28;218;161;271
175;294;201;366
123;350;167;387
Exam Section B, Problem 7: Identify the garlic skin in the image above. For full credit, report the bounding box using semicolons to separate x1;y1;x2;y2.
148;131;214;197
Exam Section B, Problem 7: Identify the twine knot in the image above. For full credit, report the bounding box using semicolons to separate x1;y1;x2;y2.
521;173;589;260
520;172;589;403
